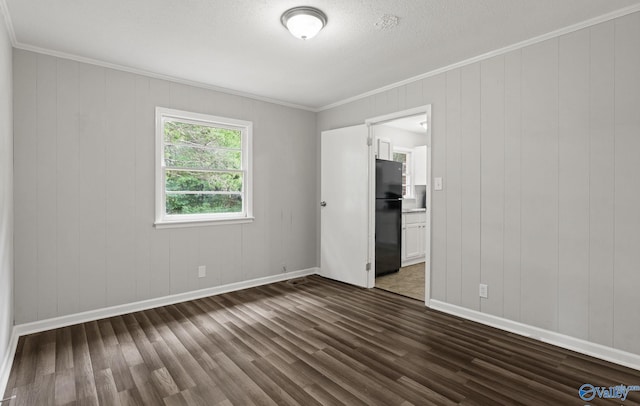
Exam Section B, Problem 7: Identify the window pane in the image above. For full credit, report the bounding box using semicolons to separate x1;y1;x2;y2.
166;170;243;192
393;152;406;163
164;120;241;149
165;145;241;170
166;193;242;214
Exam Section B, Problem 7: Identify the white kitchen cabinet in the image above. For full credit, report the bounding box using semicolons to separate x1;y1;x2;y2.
377;138;393;160
404;223;422;258
401;211;426;266
413;145;427;185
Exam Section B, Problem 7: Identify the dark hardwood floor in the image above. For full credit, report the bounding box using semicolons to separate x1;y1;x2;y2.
3;275;640;405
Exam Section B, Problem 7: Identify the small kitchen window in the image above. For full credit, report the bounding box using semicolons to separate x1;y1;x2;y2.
393;148;413;198
155;107;253;228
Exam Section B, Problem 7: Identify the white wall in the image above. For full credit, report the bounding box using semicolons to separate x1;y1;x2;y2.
12;50;318;324
374;125;425;149
0;6;14;387
318;12;640;355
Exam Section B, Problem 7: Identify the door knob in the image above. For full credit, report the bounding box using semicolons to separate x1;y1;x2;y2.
320;201;327;207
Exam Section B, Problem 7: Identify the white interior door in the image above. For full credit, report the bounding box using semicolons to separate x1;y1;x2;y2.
320;125;370;287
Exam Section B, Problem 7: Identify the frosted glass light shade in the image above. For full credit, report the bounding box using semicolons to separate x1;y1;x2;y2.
281;7;327;40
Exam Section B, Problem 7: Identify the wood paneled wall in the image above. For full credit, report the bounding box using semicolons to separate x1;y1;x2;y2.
317;13;640;354
13;50;318;324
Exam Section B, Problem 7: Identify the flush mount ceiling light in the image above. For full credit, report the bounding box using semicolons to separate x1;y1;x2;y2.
281;6;327;40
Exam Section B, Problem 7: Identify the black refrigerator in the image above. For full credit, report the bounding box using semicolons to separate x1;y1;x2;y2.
375;159;402;277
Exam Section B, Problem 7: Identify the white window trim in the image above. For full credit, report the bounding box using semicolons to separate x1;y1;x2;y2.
155;107;254;228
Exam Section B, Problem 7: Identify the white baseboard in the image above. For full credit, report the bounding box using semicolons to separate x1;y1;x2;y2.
402;257;425;267
429;299;640;371
0;327;19;401
8;270;635;395
13;267;318;337
0;267;317;397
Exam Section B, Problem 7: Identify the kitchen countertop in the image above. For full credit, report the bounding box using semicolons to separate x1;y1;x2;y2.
402;208;426;213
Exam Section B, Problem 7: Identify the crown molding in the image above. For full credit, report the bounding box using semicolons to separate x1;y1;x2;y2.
11;41;317;112
318;3;640;112
2;2;640;114
3;0;315;113
2;0;316;112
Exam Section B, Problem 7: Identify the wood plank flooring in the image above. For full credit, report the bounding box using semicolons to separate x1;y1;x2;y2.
3;275;640;405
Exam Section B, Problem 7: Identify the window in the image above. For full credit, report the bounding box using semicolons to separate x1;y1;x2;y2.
155;107;253;227
393;149;413;198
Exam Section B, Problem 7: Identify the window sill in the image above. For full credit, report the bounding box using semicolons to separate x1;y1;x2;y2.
154;216;255;229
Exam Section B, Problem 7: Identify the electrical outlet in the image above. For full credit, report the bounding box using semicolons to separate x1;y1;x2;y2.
198;265;206;278
479;284;488;298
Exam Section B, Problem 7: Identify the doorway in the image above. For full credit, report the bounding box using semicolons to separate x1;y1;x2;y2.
318;106;432;305
367;107;432;303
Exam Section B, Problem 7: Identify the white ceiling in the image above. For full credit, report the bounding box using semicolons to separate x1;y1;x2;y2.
3;0;640;110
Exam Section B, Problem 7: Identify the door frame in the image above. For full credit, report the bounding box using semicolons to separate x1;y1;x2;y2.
365;105;433;306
